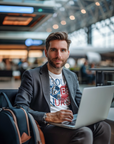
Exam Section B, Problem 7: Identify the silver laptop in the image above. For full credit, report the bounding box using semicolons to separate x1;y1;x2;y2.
50;85;114;129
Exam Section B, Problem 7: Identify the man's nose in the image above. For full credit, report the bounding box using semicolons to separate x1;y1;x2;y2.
56;50;62;58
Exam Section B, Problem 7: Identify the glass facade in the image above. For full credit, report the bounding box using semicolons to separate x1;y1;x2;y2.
69;16;114;49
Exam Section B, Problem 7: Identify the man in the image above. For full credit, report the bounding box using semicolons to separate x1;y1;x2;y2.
80;60;95;84
15;32;111;144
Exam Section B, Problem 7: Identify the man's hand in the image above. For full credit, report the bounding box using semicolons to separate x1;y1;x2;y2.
45;110;73;124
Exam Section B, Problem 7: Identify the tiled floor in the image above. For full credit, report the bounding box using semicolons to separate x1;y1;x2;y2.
0;79;21;89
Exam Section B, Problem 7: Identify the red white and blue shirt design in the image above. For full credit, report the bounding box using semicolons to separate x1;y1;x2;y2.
49;71;70;113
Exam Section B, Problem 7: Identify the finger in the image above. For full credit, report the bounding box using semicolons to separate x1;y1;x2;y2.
60;112;73;121
65;114;73;121
62;117;73;122
61;110;73;117
56;110;73;122
60;109;73;115
63;111;73;119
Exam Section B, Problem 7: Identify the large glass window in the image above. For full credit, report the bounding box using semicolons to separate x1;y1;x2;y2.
69;29;88;47
69;16;114;48
92;16;114;48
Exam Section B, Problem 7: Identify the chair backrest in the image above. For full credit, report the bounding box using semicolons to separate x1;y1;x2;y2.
0;89;18;106
0;70;13;77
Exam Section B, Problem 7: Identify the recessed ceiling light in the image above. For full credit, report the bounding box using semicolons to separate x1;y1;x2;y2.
69;15;75;20
81;9;86;14
53;24;59;29
95;2;100;6
61;20;66;25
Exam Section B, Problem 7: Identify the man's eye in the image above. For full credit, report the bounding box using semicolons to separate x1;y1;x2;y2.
51;48;56;51
61;49;66;52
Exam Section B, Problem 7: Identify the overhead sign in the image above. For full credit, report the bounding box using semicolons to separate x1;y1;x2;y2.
0;5;34;13
25;39;43;46
0;5;54;14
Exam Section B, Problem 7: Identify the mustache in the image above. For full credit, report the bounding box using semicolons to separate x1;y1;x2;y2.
53;57;62;60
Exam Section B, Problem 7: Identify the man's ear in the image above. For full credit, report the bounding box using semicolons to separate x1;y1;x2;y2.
45;49;47;57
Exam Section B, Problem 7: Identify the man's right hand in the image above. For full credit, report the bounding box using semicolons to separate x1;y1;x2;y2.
45;110;73;124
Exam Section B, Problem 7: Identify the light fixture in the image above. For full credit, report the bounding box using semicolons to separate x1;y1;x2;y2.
0;5;34;13
29;50;42;58
25;39;43;47
0;50;27;58
53;24;59;29
61;20;66;25
69;1;75;5
0;50;43;58
81;9;86;14
3;16;33;25
65;63;70;69
38;8;43;12
95;2;100;6
69;15;75;20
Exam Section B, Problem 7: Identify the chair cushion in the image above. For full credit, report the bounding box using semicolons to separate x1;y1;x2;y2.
0;89;18;106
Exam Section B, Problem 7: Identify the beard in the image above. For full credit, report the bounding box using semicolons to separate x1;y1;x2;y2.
47;57;68;69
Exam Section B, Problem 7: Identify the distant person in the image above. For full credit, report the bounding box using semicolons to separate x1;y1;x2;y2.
19;59;29;78
3;58;11;70
22;59;28;70
80;60;95;84
18;59;22;68
0;58;5;70
90;63;96;75
34;58;38;65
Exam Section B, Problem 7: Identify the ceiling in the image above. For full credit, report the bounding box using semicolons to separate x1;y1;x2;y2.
0;0;114;53
0;1;55;31
0;0;113;33
36;0;114;33
0;0;56;51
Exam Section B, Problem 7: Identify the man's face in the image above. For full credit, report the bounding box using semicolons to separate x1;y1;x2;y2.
45;40;69;69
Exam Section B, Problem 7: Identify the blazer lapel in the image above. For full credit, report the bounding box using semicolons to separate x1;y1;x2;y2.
62;69;78;113
40;63;50;111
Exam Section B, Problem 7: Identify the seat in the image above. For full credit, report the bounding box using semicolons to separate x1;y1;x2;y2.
79;69;88;84
0;89;18;107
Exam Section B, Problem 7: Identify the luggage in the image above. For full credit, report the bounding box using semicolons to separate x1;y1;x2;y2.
0;92;44;144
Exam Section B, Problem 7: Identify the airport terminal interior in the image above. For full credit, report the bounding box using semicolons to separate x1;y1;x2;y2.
0;0;114;143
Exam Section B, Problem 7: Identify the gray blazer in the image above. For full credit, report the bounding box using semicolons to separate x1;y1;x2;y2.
14;63;82;125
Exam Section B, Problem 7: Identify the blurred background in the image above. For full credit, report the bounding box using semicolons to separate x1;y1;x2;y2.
0;1;114;143
0;0;114;87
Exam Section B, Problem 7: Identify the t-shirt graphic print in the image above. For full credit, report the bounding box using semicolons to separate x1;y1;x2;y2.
49;71;70;113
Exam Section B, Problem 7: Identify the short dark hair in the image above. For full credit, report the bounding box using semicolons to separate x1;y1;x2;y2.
46;32;71;50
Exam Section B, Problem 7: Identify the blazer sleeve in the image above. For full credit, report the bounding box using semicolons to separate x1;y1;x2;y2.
75;76;82;107
14;70;45;123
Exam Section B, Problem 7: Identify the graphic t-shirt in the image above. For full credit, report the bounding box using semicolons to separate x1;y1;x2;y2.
49;71;70;113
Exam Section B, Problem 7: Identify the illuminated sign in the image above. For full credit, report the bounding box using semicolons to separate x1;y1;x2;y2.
0;5;34;13
25;39;43;46
38;8;43;12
